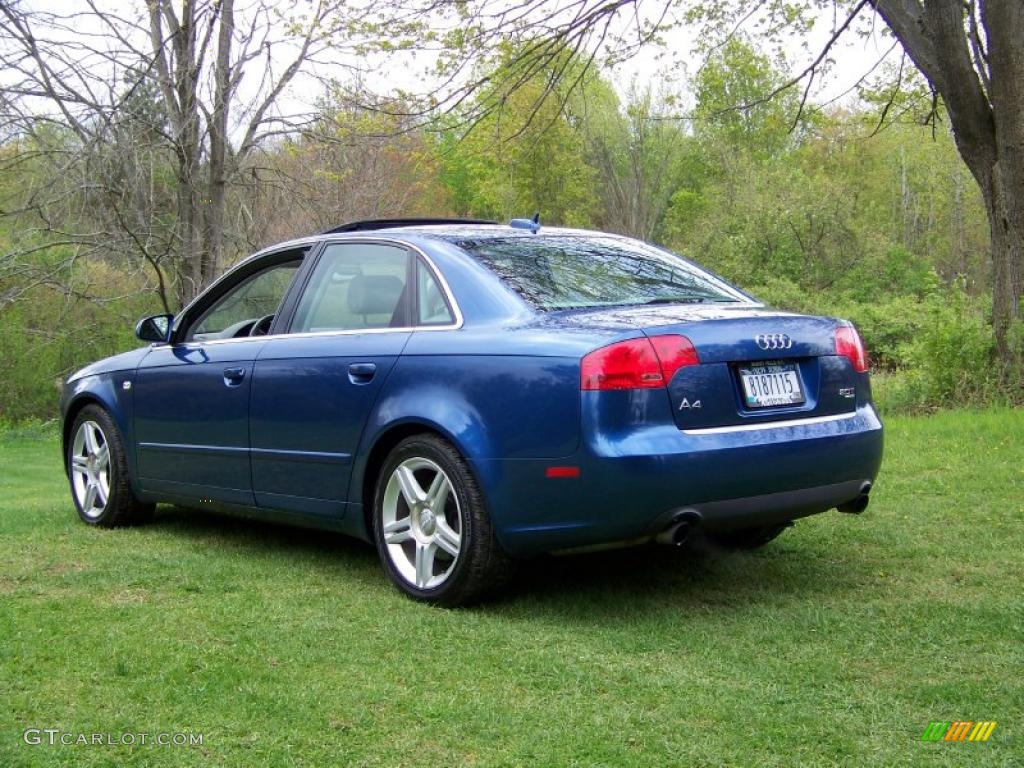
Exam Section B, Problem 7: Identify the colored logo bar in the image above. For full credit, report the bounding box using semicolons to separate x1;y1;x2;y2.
921;721;997;742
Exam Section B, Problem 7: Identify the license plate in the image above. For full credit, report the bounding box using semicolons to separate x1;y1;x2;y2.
739;361;805;408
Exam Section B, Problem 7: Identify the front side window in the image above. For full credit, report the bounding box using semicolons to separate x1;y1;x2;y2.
292;243;411;333
191;260;301;340
455;235;746;310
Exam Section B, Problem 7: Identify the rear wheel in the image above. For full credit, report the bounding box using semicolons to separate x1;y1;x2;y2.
707;522;791;550
373;434;512;605
68;405;154;527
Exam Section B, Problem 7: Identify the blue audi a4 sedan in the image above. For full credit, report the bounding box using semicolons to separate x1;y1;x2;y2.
61;218;883;604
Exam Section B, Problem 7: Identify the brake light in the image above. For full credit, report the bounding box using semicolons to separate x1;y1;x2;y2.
581;335;699;390
650;335;700;381
835;326;868;373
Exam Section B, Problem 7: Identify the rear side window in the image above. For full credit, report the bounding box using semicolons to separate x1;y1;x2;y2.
457;235;744;310
417;259;454;325
291;243;411;333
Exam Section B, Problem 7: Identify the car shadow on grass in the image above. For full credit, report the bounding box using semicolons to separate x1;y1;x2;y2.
494;536;868;617
149;504;382;581
147;505;870;615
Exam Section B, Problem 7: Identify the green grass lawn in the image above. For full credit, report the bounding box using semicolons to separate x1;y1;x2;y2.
1;411;1021;767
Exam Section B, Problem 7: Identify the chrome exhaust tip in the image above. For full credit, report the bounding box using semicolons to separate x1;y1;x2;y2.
655;511;701;546
655;521;691;546
837;482;872;514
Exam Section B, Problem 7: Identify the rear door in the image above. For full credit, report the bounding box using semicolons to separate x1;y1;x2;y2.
249;241;455;517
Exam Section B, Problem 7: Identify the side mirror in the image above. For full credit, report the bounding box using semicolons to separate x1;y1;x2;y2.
135;314;173;343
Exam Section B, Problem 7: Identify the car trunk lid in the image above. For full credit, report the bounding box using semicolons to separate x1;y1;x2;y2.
561;304;861;430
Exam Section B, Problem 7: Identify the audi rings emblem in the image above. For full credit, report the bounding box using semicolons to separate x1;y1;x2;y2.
755;333;793;350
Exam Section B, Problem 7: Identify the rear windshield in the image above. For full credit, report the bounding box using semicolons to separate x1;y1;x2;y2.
456;235;745;310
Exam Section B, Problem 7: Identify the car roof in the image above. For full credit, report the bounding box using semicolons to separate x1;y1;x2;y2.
318;222;617;242
253;222;627;257
234;222;635;285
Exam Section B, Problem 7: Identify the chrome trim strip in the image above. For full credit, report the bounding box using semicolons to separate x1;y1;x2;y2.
138;442;249;457
682;411;858;435
140;442;352;464
250;447;351;464
169;236;463;348
175;321;453;348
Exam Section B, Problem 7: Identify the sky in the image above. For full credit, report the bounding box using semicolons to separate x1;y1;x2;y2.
6;1;904;142
608;5;901;106
273;0;905;132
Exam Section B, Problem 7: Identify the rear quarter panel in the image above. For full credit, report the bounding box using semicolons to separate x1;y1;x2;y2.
364;352;581;460
348;324;617;539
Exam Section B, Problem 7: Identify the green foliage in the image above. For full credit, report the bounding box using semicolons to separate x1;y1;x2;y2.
692;37;800;158
582;83;707;239
438;45;600;225
0;263;158;422
837;246;941;302
882;292;1018;413
0;39;1015;420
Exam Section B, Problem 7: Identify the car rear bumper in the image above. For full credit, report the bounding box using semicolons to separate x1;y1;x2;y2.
473;404;883;556
646;477;872;534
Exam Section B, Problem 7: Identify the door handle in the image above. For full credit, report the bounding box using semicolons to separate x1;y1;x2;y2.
223;367;246;386
347;362;377;384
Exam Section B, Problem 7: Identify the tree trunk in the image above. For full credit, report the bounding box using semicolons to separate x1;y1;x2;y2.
874;0;1023;374
985;163;1024;367
981;0;1024;370
176;169;201;306
176;101;203;305
952;165;965;279
203;0;235;289
955;136;1024;373
150;0;206;306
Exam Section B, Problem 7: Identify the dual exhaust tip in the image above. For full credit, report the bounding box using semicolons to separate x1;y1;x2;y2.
655;482;873;547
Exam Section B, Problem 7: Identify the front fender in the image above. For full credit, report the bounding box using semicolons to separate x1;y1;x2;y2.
60;372;140;493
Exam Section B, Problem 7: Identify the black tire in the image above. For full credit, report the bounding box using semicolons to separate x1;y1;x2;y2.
372;434;513;606
706;522;791;550
67;404;155;527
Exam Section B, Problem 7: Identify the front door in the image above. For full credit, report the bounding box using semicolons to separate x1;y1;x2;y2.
134;256;304;504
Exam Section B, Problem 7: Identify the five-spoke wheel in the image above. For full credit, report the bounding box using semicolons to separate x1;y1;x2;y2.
381;457;462;589
70;420;111;519
373;434;512;605
67;404;153;527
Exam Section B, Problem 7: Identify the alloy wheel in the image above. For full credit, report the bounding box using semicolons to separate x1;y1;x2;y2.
70;420;111;519
381;457;462;589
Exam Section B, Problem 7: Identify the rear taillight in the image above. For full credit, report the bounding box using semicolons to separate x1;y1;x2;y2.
581;335;699;390
649;335;700;380
835;326;868;373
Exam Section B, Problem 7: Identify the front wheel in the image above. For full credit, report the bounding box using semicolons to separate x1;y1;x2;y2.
373;434;512;606
68;404;154;527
